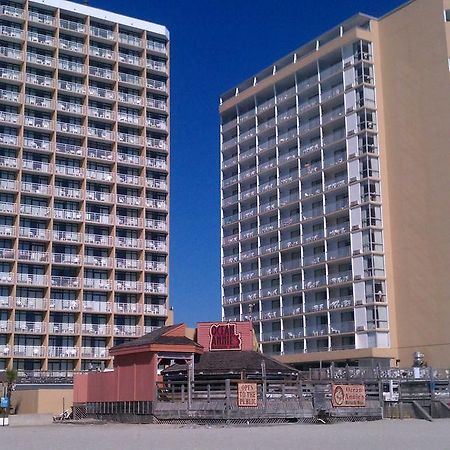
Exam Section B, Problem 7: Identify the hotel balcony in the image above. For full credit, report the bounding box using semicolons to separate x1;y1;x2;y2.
15;321;47;334
0;111;21;125
17;249;48;263
28;9;55;26
87;147;114;162
0;295;12;308
85;234;112;247
116;258;142;270
117;173;141;186
81;347;109;358
53;230;80;243
49;299;80;312
147;137;166;151
90;25;115;40
117;152;142;166
147;59;166;73
48;323;79;335
147;158;167;170
0;345;10;357
0;46;22;61
83;255;111;268
116;237;143;249
118;132;143;146
53;208;83;222
146;199;167;211
327;247;351;261
329;296;354;309
147;40;166;54
147;98;166;111
118;72;143;85
89;46;115;61
24;115;52;130
0;155;17;169
144;304;167;316
89;66;115;81
89;86;115;101
115;280;141;292
52;253;81;266
0;202;16;215
328;271;352;285
304;276;326;290
23;137;52;151
146;79;166;92
26;52;55;68
144;282;167;294
116;215;143;228
87;127;114;141
0;87;21;103
59;80;86;94
144;325;159;334
0;134;18;146
145;261;166;272
86;191;113;203
113;324;142;337
1;179;17;192
0;5;24;19
260;331;282;342
145;218;168;231
305;325;329;337
118;112;141;125
85;211;111;225
59;18;85;33
58;101;85;115
13;345;46;358
146;178;167;190
27;31;54;46
17;274;48;286
88;106;115;121
0;320;12;332
51;276;80;289
118;92;142;106
119;33;142;47
114;302;142;314
54;186;82;200
48;347;79;358
59;38;85;54
83;278;111;290
83;302;111;313
86;169;114;183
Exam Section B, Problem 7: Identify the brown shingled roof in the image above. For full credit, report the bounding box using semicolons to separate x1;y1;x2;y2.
110;324;203;353
163;351;298;377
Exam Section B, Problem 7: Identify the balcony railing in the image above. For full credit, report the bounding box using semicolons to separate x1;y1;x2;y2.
145;219;167;231
51;276;80;288
118;72;143;85
145;261;166;272
27;52;54;67
89;66;115;80
54;186;82;199
59;38;85;53
58;101;84;115
24;137;52;152
90;26;115;40
86;169;114;182
147;79;166;92
82;323;111;334
86;190;113;203
144;304;167;315
118;152;141;166
83;278;111;290
144;282;167;294
0;25;22;39
147;98;166;111
89;46;115;60
53;208;83;221
0;134;18;146
82;302;111;313
15;321;46;334
118;132;143;146
117;173;141;185
147;158;167;170
87;127;114;140
84;255;111;268
147;137;166;150
53;230;80;243
147;59;166;72
116;258;142;270
0;272;13;284
59;80;86;94
0;5;24;18
89;86;115;100
145;239;167;252
113;325;142;337
147;40;166;54
119;33;142;47
116;237;143;249
81;347;109;358
0;46;22;60
48;323;79;335
115;302;142;314
0;68;22;82
146;178;167;190
52;253;81;265
13;345;46;357
17;249;48;263
85;211;110;224
85;234;112;246
49;299;80;311
27;31;54;46
116;215;143;227
48;347;78;358
20;204;50;218
59;18;85;33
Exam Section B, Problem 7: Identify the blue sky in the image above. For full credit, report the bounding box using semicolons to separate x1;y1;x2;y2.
98;0;406;326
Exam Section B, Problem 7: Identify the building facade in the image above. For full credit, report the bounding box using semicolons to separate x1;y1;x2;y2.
0;0;170;372
220;0;450;368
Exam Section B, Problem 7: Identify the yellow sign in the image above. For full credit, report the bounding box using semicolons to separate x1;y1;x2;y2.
332;384;366;407
237;382;258;407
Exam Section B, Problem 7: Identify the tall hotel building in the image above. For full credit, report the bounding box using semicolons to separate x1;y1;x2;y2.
220;0;450;368
0;0;170;371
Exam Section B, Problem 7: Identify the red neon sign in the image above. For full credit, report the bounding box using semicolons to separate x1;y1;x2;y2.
209;323;242;351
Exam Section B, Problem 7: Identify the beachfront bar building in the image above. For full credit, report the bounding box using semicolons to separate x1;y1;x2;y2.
0;0;170;372
220;0;450;368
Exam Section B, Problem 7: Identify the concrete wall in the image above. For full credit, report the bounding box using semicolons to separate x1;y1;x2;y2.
12;388;73;415
377;0;450;367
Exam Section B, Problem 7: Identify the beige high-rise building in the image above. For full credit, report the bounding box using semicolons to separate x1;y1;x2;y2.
0;0;170;372
220;0;450;369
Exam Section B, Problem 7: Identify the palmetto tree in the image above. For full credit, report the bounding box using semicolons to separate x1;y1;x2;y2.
4;368;17;415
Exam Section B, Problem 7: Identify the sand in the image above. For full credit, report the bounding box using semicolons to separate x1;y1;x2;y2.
2;419;450;450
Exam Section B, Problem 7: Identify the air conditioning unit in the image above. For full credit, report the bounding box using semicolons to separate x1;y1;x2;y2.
356;325;365;332
355;299;364;306
346;106;353;113
352;249;361;255
347;130;355;136
351;225;360;231
354;275;362;280
350;200;359;207
344;61;351;68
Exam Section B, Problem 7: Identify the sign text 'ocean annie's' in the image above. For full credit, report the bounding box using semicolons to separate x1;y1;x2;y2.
209;323;242;351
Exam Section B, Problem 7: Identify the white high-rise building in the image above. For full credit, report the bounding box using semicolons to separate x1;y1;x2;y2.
0;0;170;373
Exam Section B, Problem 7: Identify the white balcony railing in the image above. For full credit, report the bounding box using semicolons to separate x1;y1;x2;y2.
13;345;46;357
49;299;80;311
59;80;86;94
53;230;80;243
51;276;80;288
48;347;79;358
144;282;167;294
